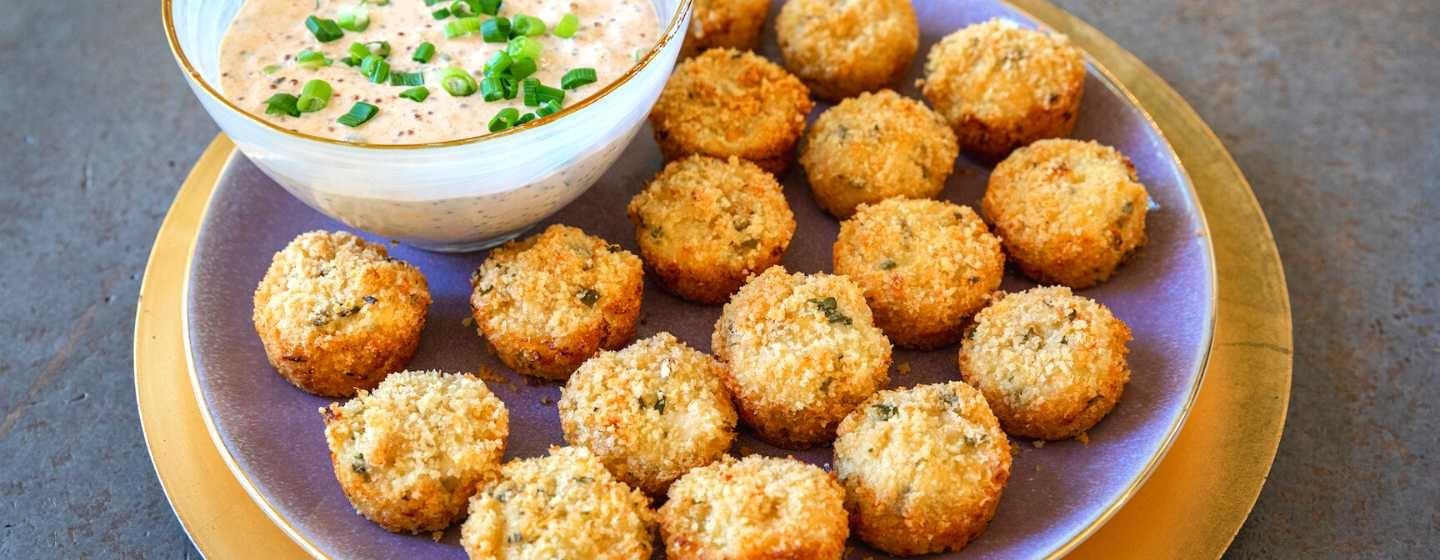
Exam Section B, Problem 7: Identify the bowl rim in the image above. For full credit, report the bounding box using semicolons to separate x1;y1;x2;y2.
162;0;693;151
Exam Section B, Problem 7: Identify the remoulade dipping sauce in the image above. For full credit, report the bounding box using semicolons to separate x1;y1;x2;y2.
219;0;660;144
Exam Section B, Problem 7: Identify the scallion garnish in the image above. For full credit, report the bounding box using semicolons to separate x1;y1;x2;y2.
440;67;478;96
521;78;565;107
535;98;561;117
362;56;391;83
561;67;597;89
348;42;371;60
413;42;436;63
484;51;512;75
554;13;580;38
337;102;379;127
515;112;536;125
481;17;511;42
423;0;445;5
389;70;425;86
296;49;332;70
366;41;392;58
432;7;450;19
445;16;483;38
510;56;537;80
305;16;344;43
297;79;333;112
476;0;502;16
337;5;370;32
511;15;546;37
488;107;520;131
399;86;430;102
480;76;505;101
264;93;301;117
449;0;475;17
506;36;542;61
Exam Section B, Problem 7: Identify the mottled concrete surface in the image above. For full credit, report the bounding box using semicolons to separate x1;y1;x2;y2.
0;0;1434;558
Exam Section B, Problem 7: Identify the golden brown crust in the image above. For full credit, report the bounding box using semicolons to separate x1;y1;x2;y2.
775;0;919;101
680;0;770;58
712;267;892;448
982;138;1150;288
659;455;849;560
321;371;508;534
627;155;796;304
833;199;1004;349
800;90;958;218
469;225;644;379
835;382;1011;555
958;287;1132;440
650;49;813;175
921;19;1085;159
252;231;430;397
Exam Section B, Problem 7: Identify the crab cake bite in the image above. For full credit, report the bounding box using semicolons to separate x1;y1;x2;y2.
681;0;770;58
659;455;849;560
712;267;891;448
833;199;1004;349
253;231;430;397
982;139;1150;288
627;155;796;303
834;382;1011;555
958;286;1131;440
470;225;644;380
776;0;920;101
558;332;738;495
321;371;508;534
800;90;959;218
461;446;655;560
650;49;813;175
921;19;1085;159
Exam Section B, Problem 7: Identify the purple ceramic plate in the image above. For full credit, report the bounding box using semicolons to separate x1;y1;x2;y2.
187;2;1214;558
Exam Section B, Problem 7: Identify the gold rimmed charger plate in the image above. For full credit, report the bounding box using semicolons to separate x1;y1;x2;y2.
134;1;1292;556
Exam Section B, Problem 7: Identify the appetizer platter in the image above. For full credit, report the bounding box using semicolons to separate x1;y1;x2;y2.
141;0;1292;558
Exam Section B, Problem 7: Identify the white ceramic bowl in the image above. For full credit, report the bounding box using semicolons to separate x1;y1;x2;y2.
165;0;691;252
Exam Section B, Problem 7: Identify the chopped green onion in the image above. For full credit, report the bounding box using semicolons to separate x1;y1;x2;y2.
412;42;436;63
522;78;565;107
440;67;478;96
483;51;512;75
554;13;580;38
337;5;369;32
371;0;390;4
475;0;502;16
515;112;536;125
511;15;546;37
561;67;597;90
432;7;450;19
297;79;333;112
264;93;301;117
389;70;424;86
348;42;371;60
341;56;362;67
451;0;478;17
337;102;379;127
362;56;390;83
366;41;392;58
480;76;506;101
481;17;511;42
535;98;561;117
509;56;537;80
296;49;331;70
506;36;542;61
398;86;430;102
445;16;483;38
305;16;344;42
488;107;520;131
423;0;445;5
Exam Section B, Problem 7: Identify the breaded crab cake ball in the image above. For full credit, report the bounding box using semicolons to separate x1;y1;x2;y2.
833;198;1004;349
681;0;770;59
627;155;796;303
921;19;1085;159
321;371;508;534
776;0;920;101
958;286;1132;440
253;230;430;397
659;455;849;560
558;332;738;495
834;382;1012;555
650;49;813;175
800;90;959;218
470;225;644;380
982;139;1150;288
712;267;892;448
461;446;656;560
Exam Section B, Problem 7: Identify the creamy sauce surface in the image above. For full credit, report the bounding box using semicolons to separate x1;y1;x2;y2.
219;0;659;143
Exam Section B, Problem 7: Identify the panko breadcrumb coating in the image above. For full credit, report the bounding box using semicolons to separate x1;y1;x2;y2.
833;198;1004;349
834;382;1011;555
321;371;508;534
982;138;1150;288
712;267;892;448
650;49;813;175
776;0;919;101
681;0;770;58
800;90;959;218
470;225;645;380
921;19;1085;159
558;332;738;495
253;230;430;397
659;455;849;560
627;155;796;303
461;446;656;560
958;286;1132;440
